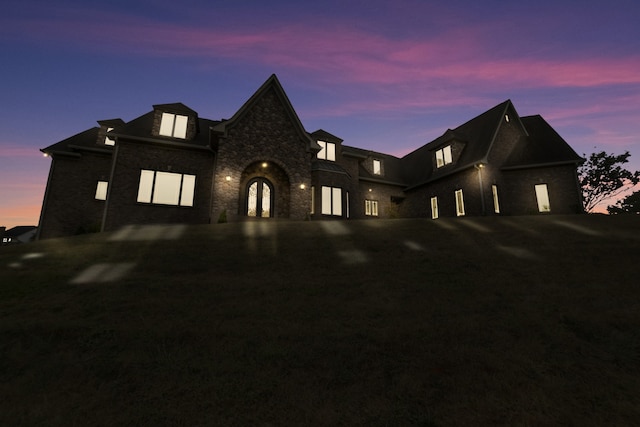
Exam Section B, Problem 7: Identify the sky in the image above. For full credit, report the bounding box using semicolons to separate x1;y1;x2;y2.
1;0;639;228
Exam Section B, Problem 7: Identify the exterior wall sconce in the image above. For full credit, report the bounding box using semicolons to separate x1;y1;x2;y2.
300;184;306;190
43;153;49;157
225;175;232;182
261;162;268;168
368;188;372;192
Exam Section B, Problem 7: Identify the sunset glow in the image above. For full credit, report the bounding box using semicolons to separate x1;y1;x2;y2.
1;0;639;228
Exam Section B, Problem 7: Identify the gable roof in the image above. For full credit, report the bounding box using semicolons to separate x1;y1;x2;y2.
213;74;314;148
41;127;103;157
502;115;584;169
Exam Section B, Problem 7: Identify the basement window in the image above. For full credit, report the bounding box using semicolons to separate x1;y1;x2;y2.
436;145;452;168
159;113;188;139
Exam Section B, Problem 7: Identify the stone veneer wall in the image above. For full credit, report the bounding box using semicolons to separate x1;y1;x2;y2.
212;87;313;222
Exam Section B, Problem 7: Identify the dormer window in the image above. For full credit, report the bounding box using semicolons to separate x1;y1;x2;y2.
317;141;336;161
105;128;115;146
436;145;452;168
373;159;381;175
159;112;188;139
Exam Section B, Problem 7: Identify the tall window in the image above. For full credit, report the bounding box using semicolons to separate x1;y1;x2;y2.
430;196;438;219
105;128;115;146
535;184;551;212
321;186;342;216
365;200;379;216
373;159;381;175
492;185;500;214
317;141;336;161
455;189;465;216
436;145;452;168
137;170;195;206
310;186;315;215
95;181;108;200
159;113;188;139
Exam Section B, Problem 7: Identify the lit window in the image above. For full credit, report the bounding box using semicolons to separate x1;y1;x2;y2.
436;145;453;168
492;185;500;213
535;184;551;212
310;186;315;215
105;128;115;146
317;141;336;161
159;113;188;139
505;114;510;123
95;181;108;200
431;196;438;219
365;200;379;216
137;169;195;206
321;186;342;216
455;189;465;216
373;159;381;175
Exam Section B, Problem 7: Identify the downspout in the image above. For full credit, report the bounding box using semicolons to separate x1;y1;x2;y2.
101;139;119;232
475;163;486;215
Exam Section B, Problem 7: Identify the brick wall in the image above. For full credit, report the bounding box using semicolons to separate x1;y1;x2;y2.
39;152;113;239
212;87;313;221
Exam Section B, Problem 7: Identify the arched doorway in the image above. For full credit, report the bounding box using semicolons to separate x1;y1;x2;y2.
246;177;273;218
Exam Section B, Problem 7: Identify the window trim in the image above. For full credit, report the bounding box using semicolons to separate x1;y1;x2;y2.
492;185;500;214
321;186;342;216
373;159;381;175
455;189;465;216
95;181;108;201
436;145;453;168
136;169;195;207
159;112;188;139
430;196;438;219
535;184;551;213
317;140;336;161
365;199;379;216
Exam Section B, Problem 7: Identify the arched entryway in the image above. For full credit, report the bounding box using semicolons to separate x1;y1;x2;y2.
247;178;273;217
239;161;290;218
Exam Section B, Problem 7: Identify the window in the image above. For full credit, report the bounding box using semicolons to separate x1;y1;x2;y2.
455;189;465;216
535;184;551;212
105;127;115;146
436;145;452;168
137;170;195;207
431;196;438;219
321;186;342;216
365;200;379;216
95;181;108;200
373;159;381;175
505;114;510;123
310;186;315;215
492;185;500;214
159;113;188;139
317;141;336;161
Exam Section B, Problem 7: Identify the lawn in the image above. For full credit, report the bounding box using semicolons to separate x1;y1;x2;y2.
1;215;639;426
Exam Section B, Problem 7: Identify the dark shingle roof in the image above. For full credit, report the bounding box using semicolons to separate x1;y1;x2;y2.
502;115;583;169
41;127;102;156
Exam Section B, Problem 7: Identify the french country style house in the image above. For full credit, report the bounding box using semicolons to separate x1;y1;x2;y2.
38;74;583;239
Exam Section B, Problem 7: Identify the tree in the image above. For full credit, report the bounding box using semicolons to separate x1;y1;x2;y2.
607;190;640;214
578;151;640;213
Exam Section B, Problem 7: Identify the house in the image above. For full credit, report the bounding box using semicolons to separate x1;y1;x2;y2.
2;226;38;245
37;75;583;239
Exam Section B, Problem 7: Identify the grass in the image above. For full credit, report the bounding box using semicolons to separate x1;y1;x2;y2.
1;215;639;426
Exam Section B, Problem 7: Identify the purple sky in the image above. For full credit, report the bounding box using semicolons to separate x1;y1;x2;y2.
2;0;639;228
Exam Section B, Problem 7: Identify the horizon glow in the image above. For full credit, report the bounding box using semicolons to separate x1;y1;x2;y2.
1;0;639;227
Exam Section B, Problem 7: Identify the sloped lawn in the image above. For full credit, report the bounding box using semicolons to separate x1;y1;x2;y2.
1;215;639;426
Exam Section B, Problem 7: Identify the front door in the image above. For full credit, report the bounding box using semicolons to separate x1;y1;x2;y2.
246;178;273;218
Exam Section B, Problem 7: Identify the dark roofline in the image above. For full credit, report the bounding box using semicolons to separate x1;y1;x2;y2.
109;133;214;153
501;159;584;171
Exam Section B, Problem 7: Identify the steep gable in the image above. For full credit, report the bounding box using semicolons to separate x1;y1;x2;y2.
212;74;314;149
